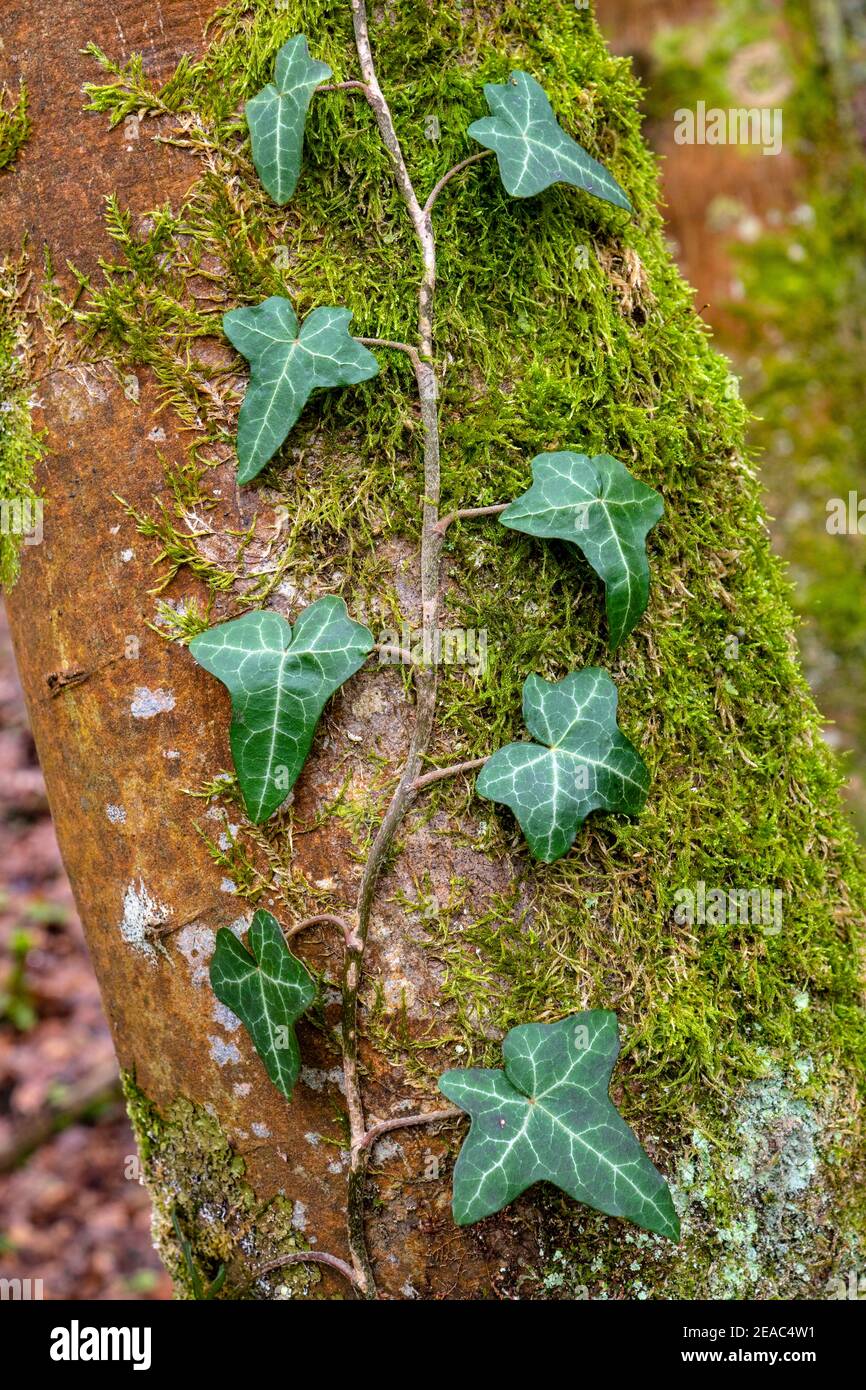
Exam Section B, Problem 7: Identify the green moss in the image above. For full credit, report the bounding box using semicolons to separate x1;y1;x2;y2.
0;83;30;173
122;1071;316;1299
68;0;866;1296
0;252;44;588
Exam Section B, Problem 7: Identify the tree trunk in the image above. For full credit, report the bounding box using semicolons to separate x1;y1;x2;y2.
2;0;863;1299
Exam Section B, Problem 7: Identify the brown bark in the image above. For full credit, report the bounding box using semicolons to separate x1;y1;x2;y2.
1;0;493;1297
3;0;862;1303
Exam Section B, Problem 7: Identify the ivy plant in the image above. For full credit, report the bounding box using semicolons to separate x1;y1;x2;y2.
439;1012;679;1239
245;35;332;205
469;70;632;209
170;16;676;1299
476;669;649;862
224;296;379;483
189;596;373;822
210;910;316;1099
499;451;663;649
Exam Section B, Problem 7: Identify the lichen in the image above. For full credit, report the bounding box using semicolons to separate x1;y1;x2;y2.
122;1072;317;1300
62;0;866;1296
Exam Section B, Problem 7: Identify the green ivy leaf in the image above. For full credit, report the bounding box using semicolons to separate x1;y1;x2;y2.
224;296;379;484
439;1011;679;1239
189;596;373;823
246;35;332;205
210;910;315;1099
468;70;631;209
500;452;663;648
476;668;649;862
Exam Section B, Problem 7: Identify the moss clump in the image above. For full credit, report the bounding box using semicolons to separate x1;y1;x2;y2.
122;1072;316;1299
0;252;44;588
67;0;866;1295
0;84;30;173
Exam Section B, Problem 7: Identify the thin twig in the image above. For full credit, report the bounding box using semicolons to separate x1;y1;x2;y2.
412;757;487;791
373;641;416;665
357;1107;463;1154
257;1250;362;1293
433;503;508;536
285;913;354;944
318;79;373;98
423;150;493;216
356;336;422;371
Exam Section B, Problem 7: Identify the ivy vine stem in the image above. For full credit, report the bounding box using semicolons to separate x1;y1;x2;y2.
284;913;354;944
356;336;422;371
256;1249;362;1293
255;1109;461;1297
337;0;451;1299
423;149;493;216
356;1107;462;1152
412;757;488;790
433;503;509;536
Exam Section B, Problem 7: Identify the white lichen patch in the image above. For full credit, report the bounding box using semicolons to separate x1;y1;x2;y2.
252;1122;271;1139
209;1036;241;1066
119;879;170;963
371;1136;403;1162
106;803;126;824
176;922;215;987
130;686;176;719
213;999;241;1032
300;1066;345;1095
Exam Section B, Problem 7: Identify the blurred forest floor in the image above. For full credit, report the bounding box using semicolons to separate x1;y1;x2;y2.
600;0;866;834
1;0;863;1300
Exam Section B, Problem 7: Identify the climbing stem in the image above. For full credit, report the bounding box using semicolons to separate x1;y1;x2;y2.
257;1249;362;1293
338;0;445;1300
412;757;488;790
356;336;422;371
423;149;493;216
433;503;508;536
284;913;353;944
357;1107;462;1153
318;79;371;98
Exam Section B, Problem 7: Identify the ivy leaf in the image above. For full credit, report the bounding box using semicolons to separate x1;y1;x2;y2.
475;668;649;862
468;70;631;210
439;1011;679;1239
210;910;316;1099
246;35;332;205
500;452;663;648
224;296;379;484
189;596;373;822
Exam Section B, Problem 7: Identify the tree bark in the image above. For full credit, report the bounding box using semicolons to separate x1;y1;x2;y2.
2;0;863;1299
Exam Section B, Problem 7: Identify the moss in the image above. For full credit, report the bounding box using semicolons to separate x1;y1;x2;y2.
0;251;44;589
122;1071;317;1299
0;83;30;173
64;0;866;1296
